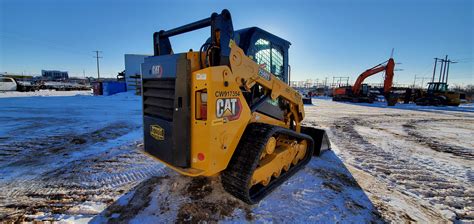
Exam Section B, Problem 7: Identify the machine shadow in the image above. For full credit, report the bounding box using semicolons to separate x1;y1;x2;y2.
247;149;385;222
91;149;385;223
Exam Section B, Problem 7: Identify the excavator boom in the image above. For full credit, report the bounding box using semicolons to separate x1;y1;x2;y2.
333;57;396;105
352;58;395;95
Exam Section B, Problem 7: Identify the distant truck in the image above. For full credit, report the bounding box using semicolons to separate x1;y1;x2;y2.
0;77;18;91
1;76;40;92
0;76;93;92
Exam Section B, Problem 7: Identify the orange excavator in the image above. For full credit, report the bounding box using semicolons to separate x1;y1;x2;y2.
333;58;397;106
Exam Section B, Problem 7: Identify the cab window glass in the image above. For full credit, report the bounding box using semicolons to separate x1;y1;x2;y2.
254;39;271;72
439;84;447;91
428;84;435;91
250;38;285;80
271;48;283;78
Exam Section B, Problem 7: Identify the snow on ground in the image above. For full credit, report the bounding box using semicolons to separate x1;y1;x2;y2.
0;94;473;223
305;99;473;222
91;150;382;224
0;92;163;222
0;90;93;98
314;95;474;113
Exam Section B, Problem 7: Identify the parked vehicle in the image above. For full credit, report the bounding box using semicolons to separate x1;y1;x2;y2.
415;82;461;106
0;77;18;91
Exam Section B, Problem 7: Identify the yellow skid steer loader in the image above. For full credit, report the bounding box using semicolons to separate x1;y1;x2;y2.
141;9;330;204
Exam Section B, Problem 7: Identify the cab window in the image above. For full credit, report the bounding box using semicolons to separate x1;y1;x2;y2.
439;83;447;91
428;83;435;91
250;38;285;80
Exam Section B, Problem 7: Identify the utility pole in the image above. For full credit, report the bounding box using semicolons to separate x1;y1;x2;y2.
441;55;448;83
413;74;417;88
438;56;445;82
93;50;102;80
432;58;439;82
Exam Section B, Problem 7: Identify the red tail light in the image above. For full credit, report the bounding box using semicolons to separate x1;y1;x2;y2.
200;92;207;120
196;91;207;120
200;104;207;120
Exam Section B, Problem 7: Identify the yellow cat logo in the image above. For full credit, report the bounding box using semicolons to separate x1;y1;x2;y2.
216;98;241;121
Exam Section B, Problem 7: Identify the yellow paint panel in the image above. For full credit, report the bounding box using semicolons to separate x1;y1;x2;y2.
189;66;252;176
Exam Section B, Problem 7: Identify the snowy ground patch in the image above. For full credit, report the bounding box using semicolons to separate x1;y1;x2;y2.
1;93;473;222
91;151;382;223
0;90;92;98
0;92;165;222
331;99;474;113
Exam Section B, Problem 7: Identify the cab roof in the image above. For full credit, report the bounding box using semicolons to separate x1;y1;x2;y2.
235;27;291;54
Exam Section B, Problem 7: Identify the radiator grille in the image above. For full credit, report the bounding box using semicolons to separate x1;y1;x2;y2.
143;78;176;121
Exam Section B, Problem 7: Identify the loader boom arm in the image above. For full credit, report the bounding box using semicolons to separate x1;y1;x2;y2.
229;40;305;130
149;9;304;131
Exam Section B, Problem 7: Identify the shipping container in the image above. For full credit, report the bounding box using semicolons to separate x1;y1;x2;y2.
102;81;126;96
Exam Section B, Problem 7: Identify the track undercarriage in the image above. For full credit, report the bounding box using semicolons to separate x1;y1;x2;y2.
222;123;316;204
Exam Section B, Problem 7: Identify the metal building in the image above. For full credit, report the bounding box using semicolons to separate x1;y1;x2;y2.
124;54;150;91
41;70;69;80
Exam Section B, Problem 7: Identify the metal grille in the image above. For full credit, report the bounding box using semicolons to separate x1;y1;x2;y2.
143;78;175;121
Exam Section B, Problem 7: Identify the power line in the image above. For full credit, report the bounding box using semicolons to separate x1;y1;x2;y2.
431;55;457;83
93;51;103;80
412;74;430;88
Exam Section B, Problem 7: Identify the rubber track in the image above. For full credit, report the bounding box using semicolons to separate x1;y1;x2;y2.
221;123;314;204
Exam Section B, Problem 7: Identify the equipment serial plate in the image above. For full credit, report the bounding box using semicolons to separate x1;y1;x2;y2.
150;125;165;140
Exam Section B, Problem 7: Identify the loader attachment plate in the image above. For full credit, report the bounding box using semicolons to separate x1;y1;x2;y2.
301;126;331;156
302;98;313;105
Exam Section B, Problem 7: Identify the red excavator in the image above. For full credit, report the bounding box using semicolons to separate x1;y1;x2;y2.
333;58;397;106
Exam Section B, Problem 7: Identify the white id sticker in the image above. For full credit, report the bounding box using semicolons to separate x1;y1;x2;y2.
196;73;207;80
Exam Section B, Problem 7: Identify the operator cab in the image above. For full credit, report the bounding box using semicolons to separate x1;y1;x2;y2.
202;27;291;83
427;82;448;93
230;28;292;120
234;27;291;83
361;84;370;96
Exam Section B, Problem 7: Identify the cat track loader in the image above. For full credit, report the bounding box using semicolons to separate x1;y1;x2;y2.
141;9;331;204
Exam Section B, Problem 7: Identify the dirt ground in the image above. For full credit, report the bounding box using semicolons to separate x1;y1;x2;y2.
0;96;473;223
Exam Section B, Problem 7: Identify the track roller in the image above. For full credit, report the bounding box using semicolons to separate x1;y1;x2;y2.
221;123;315;204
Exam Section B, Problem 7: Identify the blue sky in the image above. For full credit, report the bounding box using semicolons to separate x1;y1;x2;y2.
0;0;472;86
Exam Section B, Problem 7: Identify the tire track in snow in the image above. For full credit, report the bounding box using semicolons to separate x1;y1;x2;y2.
0;126;166;222
330;117;473;221
402;119;474;160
